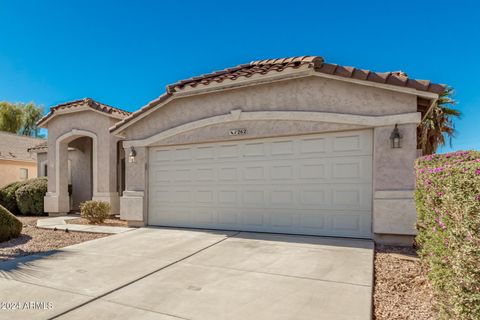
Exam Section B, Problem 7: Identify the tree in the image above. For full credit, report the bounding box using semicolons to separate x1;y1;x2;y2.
20;103;43;137
0;102;23;134
0;102;44;137
418;87;461;155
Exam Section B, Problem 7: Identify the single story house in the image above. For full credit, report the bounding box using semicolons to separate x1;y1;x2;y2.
0;131;45;187
35;56;444;244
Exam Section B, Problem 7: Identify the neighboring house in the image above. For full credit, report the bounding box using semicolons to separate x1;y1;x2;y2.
37;56;445;245
0;131;45;187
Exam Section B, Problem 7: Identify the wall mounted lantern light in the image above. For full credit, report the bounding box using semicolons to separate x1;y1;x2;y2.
390;124;402;149
128;146;137;163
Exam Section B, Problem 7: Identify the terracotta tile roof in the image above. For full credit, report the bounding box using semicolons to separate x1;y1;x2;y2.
110;56;445;133
167;56;322;92
110;93;172;133
27;141;47;153
38;98;131;126
0;131;45;162
167;56;445;94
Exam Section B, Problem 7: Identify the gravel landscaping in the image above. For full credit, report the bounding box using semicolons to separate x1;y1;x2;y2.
0;216;109;261
67;216;128;227
374;245;437;320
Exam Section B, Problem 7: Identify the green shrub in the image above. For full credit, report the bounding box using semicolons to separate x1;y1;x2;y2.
80;200;111;224
15;177;47;216
0;180;30;214
0;204;22;242
415;150;480;319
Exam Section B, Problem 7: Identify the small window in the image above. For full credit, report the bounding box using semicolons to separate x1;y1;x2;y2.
44;164;48;177
20;168;28;180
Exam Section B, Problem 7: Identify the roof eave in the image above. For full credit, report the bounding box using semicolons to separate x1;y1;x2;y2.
38;105;127;128
110;67;313;135
110;67;441;135
311;71;441;100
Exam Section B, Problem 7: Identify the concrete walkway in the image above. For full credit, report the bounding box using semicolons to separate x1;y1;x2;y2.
36;216;133;234
0;228;374;320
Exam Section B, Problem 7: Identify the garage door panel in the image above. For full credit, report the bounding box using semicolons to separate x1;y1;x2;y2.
194;168;215;181
243;189;266;205
300;189;329;206
194;208;214;223
271;140;295;155
218;209;240;225
242;211;265;226
299;162;326;180
218;144;239;158
195;146;215;160
270;190;295;205
243;142;266;157
150;209;371;238
218;190;238;204
149;130;373;238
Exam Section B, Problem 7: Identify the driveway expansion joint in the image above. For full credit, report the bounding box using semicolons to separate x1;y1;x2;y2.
179;261;372;288
48;231;241;320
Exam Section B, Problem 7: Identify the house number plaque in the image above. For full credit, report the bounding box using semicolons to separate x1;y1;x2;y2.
229;128;247;136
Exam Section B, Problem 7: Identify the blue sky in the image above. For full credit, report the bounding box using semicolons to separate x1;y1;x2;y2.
0;0;478;152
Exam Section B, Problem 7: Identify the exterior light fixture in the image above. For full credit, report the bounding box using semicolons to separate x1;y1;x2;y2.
128;146;137;163
390;124;402;149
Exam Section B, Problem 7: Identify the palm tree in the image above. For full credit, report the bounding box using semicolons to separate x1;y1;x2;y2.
418;87;461;155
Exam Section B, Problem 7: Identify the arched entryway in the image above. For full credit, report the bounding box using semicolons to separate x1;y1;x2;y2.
67;136;93;211
48;129;98;214
39;99;126;216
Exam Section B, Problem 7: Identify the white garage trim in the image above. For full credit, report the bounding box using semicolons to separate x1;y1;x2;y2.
124;110;420;148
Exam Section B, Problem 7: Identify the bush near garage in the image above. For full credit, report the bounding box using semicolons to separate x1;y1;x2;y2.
15;177;47;216
80;200;111;224
415;150;480;320
0;204;22;242
0;180;31;214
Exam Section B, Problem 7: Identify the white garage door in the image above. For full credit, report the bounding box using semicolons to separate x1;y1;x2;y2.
148;130;373;238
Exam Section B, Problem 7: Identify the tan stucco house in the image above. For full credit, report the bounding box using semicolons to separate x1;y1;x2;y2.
0;131;44;187
35;56;444;244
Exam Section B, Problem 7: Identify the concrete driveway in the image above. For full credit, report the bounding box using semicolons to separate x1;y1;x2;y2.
0;227;374;320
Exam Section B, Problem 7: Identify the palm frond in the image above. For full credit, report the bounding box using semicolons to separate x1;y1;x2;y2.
418;86;461;155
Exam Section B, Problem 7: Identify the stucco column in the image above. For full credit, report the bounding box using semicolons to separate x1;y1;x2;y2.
372;123;418;244
44;139;70;215
120;145;147;226
90;133;120;214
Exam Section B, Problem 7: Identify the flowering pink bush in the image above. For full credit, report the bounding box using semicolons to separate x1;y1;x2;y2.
415;150;480;319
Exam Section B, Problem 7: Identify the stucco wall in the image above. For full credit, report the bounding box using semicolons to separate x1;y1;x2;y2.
45;111;120;194
36;153;48;177
151;120;367;146
119;75;422;238
44;109;122;214
374;124;417;190
0;160;37;187
124;76;416;141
